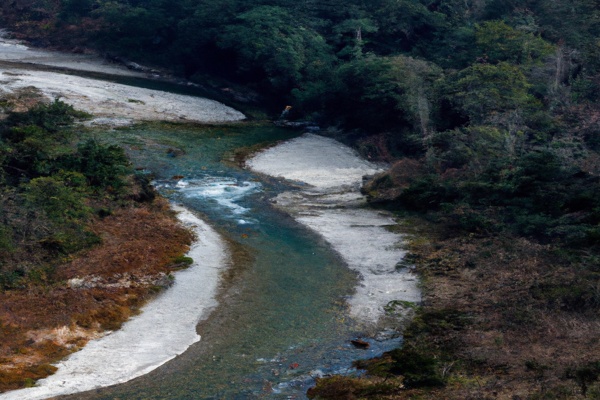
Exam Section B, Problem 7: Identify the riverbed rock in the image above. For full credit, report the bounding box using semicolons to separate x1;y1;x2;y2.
350;339;370;349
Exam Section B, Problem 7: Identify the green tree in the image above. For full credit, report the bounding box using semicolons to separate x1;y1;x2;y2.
370;0;446;53
21;173;98;254
70;139;130;190
447;62;539;124
217;6;333;91
23;173;91;223
475;20;554;65
173;0;240;74
4;98;83;135
531;0;600;71
331;18;378;59
0;100;89;182
59;0;94;21
384;55;443;139
1;125;69;180
317;55;401;130
92;0;182;54
429;125;507;172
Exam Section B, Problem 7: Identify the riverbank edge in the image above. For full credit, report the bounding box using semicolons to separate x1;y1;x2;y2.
0;65;238;393
0;204;229;399
307;209;600;399
245;133;421;328
0;28;268;121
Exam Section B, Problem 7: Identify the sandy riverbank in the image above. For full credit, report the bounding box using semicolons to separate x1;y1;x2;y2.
0;30;146;77
0;206;228;400
247;133;421;326
0;30;245;124
0;68;245;124
0;34;240;398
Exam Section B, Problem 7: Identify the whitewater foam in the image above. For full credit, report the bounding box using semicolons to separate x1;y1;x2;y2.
175;177;262;217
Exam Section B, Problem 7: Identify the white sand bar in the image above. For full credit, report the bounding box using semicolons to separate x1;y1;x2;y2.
247;133;421;325
0;206;228;400
0;29;146;77
0;69;245;123
0;29;245;123
247;133;381;188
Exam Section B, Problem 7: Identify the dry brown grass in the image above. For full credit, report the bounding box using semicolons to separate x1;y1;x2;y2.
399;227;600;399
57;198;192;279
310;219;600;399
0;199;193;392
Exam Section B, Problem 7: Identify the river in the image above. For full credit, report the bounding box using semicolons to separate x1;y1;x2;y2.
55;122;407;399
0;35;419;399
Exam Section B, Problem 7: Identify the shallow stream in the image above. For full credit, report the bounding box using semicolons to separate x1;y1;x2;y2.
64;123;401;399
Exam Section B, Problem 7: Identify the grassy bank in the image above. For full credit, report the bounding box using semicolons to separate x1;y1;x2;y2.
0;200;193;391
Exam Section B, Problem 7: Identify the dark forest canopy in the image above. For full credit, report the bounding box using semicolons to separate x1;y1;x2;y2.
2;0;600;243
1;1;598;137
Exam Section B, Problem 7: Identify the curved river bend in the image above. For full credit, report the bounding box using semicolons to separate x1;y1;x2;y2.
54;123;414;399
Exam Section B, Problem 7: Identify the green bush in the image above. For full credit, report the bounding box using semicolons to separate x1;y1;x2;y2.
0;97;138;274
399;176;457;211
0;269;25;291
62;139;131;190
4;99;87;135
23;175;91;223
0;224;13;253
39;228;101;255
171;256;193;269
382;347;445;388
566;361;600;396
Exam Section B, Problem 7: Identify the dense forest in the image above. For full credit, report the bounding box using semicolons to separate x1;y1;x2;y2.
2;0;600;398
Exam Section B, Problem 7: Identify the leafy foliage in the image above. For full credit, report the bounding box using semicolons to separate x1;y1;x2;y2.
4;98;88;134
64;139;130;190
217;6;333;91
0;99;138;290
475;20;554;65
23;174;90;222
445;62;539;126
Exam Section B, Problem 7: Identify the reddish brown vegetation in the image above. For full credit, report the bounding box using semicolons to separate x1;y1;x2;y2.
309;218;600;399
57;199;193;279
404;230;600;398
0;199;193;392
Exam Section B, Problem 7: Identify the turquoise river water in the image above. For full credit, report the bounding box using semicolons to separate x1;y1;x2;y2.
60;122;401;400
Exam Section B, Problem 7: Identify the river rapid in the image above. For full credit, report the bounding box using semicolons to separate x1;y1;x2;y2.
0;34;420;399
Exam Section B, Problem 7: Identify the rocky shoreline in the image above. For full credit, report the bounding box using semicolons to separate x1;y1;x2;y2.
0;30;245;125
247;133;421;328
